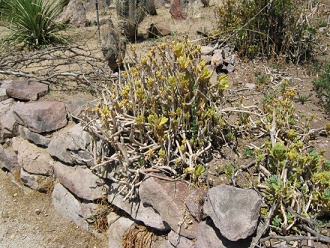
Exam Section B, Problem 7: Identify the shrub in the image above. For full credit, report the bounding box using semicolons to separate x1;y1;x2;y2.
250;81;329;227
0;0;68;49
215;0;317;63
83;37;230;196
313;61;330;113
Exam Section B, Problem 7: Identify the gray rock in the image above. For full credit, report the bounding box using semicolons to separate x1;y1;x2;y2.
201;46;214;55
12;101;67;133
195;220;226;248
211;50;224;68
12;137;54;176
0;99;16;142
20;168;53;193
224;63;235;73
148;23;171;38
0;88;8;101
108;183;169;231
203;184;261;241
0;98;15;114
195;219;252;248
0;107;18;140
1;80;48;101
107;212;121;226
184;188;207;222
107;215;134;248
47;123;91;164
19;126;51;147
168;230;195;248
53;161;104;201
224;54;237;65
139;177;198;239
0;144;20;172
65;98;90;118
52;183;91;229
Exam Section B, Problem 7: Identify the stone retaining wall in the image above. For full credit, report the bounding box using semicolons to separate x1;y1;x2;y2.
0;79;262;248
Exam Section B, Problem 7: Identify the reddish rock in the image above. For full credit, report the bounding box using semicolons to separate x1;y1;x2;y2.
53;161;104;201
148;23;171;38
12;101;67;133
169;0;186;20
139;177;198;239
108;182;169;231
184;188;207;222
1;80;48;101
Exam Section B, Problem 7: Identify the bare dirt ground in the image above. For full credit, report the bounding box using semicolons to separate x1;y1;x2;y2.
0;170;108;248
0;1;330;247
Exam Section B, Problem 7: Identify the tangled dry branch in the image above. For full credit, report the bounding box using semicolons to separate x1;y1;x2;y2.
0;45;109;87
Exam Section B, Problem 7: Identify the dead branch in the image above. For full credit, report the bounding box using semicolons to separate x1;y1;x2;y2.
0;45;108;86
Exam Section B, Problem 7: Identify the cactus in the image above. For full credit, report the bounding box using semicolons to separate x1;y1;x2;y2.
115;0;153;40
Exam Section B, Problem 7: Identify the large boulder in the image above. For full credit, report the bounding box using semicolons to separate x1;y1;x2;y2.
53;161;104;201
203;184;261;241
0;80;48;101
139;177;198;239
12;101;67;133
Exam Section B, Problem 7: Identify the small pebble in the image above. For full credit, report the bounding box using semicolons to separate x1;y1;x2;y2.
35;209;41;215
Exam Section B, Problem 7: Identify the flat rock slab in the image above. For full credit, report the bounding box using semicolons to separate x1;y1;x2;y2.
1;80;48;101
12;101;67;133
53;161;104;201
203;184;261;241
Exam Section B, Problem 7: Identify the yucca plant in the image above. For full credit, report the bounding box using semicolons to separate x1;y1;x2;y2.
0;0;68;49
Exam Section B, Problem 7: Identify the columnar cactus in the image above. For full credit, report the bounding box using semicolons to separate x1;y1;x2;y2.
115;0;152;40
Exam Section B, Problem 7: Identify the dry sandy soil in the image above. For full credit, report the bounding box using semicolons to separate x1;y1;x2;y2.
0;1;330;247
